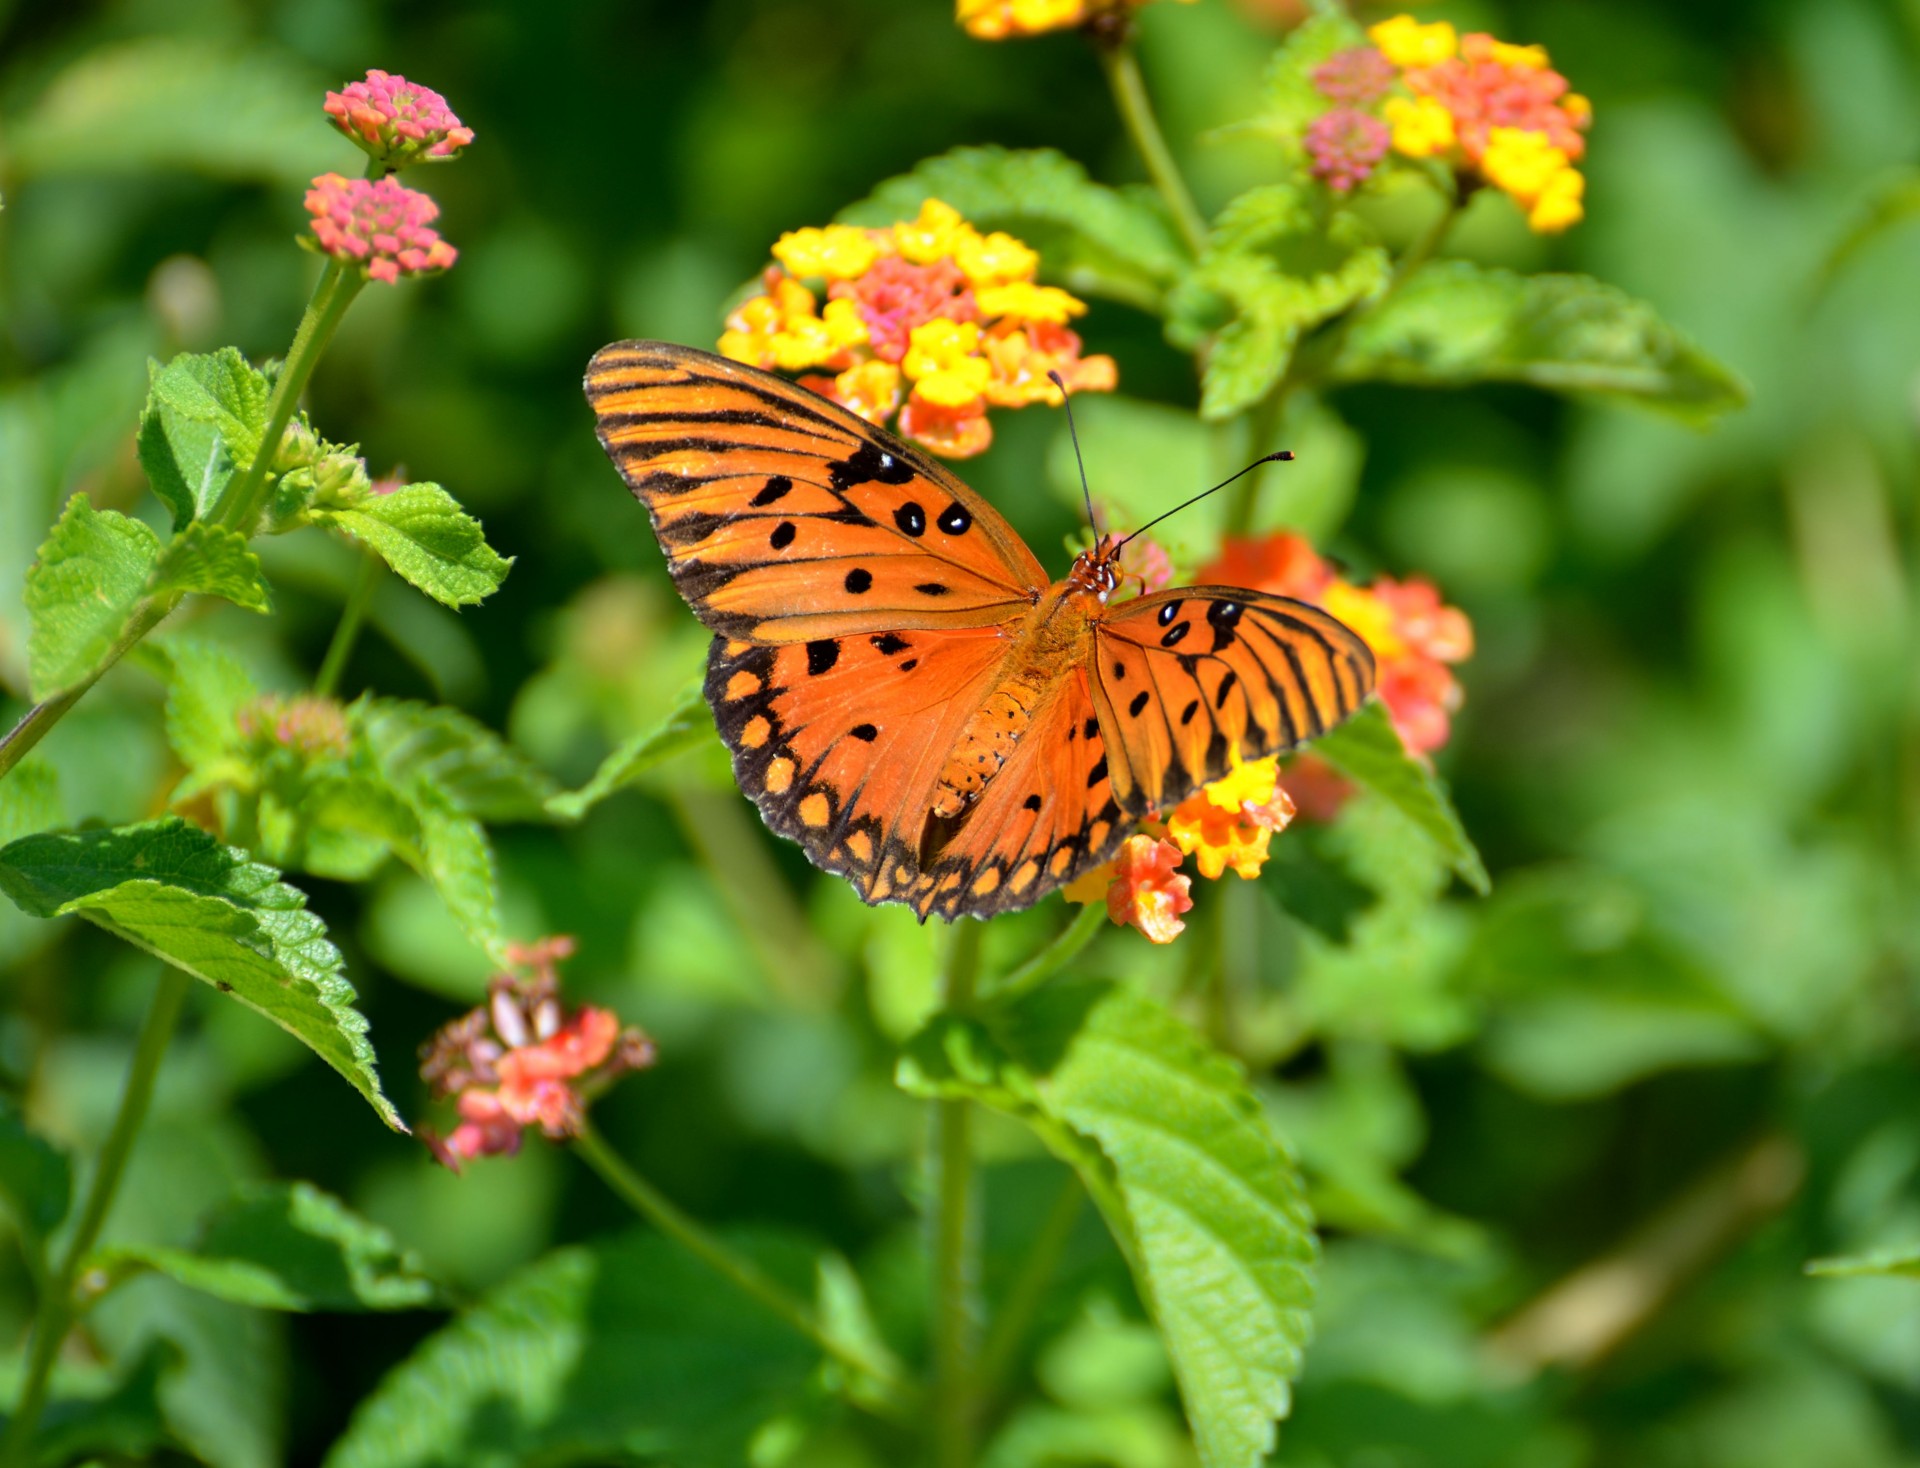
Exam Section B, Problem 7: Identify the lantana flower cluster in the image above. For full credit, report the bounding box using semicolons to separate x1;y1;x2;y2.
304;71;470;284
718;198;1116;458
957;0;1193;40
420;938;655;1171
1076;531;1472;943
1304;15;1591;233
235;694;351;760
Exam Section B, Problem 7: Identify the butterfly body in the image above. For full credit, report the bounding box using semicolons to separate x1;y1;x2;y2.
587;340;1376;921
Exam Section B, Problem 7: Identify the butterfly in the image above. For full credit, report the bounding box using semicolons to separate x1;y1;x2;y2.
584;340;1375;922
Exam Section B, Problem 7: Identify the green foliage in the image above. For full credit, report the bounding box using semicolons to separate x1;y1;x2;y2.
1311;700;1488;894
546;678;713;820
310;487;513;608
1807;1247;1920;1280
1331;263;1750;420
1259;10;1369;153
0;820;402;1131
152;523;272;613
137;349;272;529
903;982;1316;1468
322;1230;823;1468
24;495;161;701
844;146;1189;310
94;1182;441;1312
0;1100;73;1257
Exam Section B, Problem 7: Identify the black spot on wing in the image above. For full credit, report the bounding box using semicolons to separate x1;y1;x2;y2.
872;632;910;655
1128;691;1150;717
845;568;873;594
894;502;926;536
914;582;951;597
770;522;796;550
937;502;972;535
830;440;915;492
806;639;840;675
1160;621;1190;649
850;723;878;741
750;476;793;506
1157;600;1179;626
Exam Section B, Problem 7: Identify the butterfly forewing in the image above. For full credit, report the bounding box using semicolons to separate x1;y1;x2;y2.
586;342;1046;642
1092;588;1375;814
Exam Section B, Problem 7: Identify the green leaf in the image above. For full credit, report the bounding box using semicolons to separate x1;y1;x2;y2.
0;1099;72;1251
1807;1246;1920;1280
0;819;404;1131
151;523;271;614
312;486;512;608
409;791;504;959
547;679;714;821
841;146;1189;311
355;700;558;823
24;494;161;701
322;1230;822;1468
0;761;63;848
138;639;260;783
1312;700;1489;895
8;38;349;184
900;982;1317;1468
1330;263;1749;421
138;349;273;528
94;1182;440;1312
1820;168;1920;290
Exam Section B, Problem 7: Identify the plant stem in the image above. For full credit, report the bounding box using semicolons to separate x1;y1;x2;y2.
987;900;1105;1002
313;551;383;698
1099;41;1209;259
931;920;984;1468
2;968;191;1466
212;259;364;536
572;1122;913;1416
0;259;367;786
975;1174;1083;1409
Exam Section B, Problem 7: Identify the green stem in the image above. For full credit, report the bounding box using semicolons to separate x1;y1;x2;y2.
932;920;984;1468
987;900;1105;1002
211;258;364;536
975;1175;1083;1409
313;551;383;698
1098;41;1209;259
2;969;191;1466
572;1122;913;1417
0;596;173;782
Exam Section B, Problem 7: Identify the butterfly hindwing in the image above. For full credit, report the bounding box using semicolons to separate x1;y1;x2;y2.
706;627;1011;908
586;341;1046;642
1091;587;1375;815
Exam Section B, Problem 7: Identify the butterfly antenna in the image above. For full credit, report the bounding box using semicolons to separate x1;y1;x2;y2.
1116;451;1294;549
1049;370;1100;537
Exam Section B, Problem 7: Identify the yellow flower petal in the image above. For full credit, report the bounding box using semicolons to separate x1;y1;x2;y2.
975;281;1085;325
954;229;1040;285
1322;581;1404;659
893;198;968;264
1527;167;1585;233
1368;15;1457;69
1383;95;1456;159
773;224;881;281
1480;126;1570;204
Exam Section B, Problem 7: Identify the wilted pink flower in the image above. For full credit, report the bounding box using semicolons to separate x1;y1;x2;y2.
324;69;473;166
1312;46;1395;103
304;174;458;285
1306;108;1391;194
419;938;655;1171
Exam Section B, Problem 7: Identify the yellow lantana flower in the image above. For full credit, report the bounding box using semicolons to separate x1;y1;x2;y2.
1322;581;1404;659
1382;95;1456;158
974;282;1084;325
893;198;971;265
773;224;882;281
1367;15;1457;68
1480;126;1572;203
1527;167;1585;233
954;229;1039;286
1202;751;1280;813
904;319;991;406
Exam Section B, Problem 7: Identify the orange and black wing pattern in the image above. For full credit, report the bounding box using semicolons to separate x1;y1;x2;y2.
584;341;1046;643
1090;587;1375;816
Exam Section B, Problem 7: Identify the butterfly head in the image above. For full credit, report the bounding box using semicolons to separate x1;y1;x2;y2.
1067;533;1125;603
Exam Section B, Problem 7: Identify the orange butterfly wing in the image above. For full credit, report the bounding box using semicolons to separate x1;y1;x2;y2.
1090;587;1376;815
585;341;1046;642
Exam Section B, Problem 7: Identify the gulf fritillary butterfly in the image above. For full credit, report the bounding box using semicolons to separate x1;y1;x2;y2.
585;340;1375;921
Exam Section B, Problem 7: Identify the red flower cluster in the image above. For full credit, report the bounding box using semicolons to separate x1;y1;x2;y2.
304;174;458;284
420;938;655;1171
324;69;473;167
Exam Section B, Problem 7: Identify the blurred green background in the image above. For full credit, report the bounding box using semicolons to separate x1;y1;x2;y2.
2;0;1919;1463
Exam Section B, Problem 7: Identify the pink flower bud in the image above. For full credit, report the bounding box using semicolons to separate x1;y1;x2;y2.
324;70;474;166
303;174;458;284
1305;108;1392;194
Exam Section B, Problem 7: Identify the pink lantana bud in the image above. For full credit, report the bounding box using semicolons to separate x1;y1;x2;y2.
324;70;474;166
1306;108;1391;194
303;174;458;285
1312;46;1395;104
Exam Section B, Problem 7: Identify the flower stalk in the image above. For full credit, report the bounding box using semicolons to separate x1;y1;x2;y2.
931;919;985;1468
1097;40;1210;258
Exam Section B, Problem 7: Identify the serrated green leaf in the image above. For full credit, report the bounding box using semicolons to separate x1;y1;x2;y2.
313;486;512;608
1330;263;1748;421
9;38;349;184
151;523;271;613
409;791;503;959
548;679;713;821
138;349;273;528
24;494;162;700
355;700;558;823
1806;1246;1920;1279
0;1098;72;1251
323;1230;821;1468
1312;700;1489;894
0;819;403;1131
900;982;1316;1468
139;639;259;780
0;761;63;847
94;1182;440;1313
841;146;1188;311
